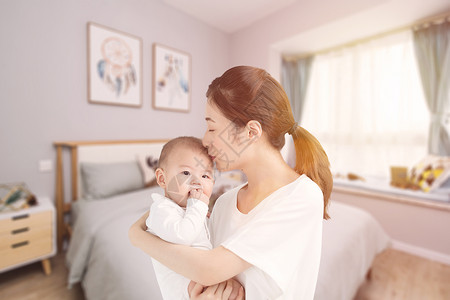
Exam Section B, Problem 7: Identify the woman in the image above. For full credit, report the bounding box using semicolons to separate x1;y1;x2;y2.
129;66;332;299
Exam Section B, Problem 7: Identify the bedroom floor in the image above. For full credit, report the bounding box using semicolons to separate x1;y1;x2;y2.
0;253;85;300
354;249;450;300
0;248;448;300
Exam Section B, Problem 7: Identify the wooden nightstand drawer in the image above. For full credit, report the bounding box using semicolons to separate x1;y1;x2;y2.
0;237;52;270
0;211;51;235
0;226;52;251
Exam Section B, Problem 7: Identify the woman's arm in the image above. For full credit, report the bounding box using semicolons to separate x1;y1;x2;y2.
129;211;251;286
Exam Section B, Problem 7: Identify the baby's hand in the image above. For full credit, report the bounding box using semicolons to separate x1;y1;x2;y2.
189;187;210;205
189;188;202;199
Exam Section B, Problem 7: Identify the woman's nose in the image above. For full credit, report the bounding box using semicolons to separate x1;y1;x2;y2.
202;132;210;148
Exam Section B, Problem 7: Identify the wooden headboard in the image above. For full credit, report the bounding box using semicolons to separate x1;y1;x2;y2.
53;139;168;252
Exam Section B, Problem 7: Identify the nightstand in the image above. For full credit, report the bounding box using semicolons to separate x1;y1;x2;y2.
0;197;56;275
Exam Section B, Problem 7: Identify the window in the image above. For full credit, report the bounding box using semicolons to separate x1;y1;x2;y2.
301;30;429;179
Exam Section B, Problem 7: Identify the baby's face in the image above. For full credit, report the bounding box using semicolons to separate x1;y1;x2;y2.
162;147;214;206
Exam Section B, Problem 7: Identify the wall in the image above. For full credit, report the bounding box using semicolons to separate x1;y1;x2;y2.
0;0;230;200
229;0;450;75
228;0;384;73
332;187;450;265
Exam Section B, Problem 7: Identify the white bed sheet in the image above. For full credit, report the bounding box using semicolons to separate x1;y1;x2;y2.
314;201;390;300
66;188;390;300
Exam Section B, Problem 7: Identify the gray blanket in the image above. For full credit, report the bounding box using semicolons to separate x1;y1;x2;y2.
66;187;164;300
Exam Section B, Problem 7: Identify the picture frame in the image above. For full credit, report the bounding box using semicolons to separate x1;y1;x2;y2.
152;43;191;112
87;22;142;107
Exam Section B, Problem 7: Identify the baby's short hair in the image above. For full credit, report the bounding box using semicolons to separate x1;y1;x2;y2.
158;136;211;168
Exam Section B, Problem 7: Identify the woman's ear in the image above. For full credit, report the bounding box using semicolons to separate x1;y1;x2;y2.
155;168;166;188
246;120;262;140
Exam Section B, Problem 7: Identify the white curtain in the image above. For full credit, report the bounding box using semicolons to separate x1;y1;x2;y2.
301;30;429;178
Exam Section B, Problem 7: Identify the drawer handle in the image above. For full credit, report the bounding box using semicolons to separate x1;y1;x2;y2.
11;241;29;248
12;214;29;221
12;227;29;234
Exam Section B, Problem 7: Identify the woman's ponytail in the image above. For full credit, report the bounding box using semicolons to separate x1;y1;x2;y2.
291;126;332;219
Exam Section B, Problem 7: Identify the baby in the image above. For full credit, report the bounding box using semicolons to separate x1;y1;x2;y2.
146;136;214;300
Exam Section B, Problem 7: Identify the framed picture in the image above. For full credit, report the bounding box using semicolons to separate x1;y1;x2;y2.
87;22;142;107
152;43;191;112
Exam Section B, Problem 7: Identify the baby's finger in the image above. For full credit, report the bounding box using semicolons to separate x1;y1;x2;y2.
189;188;203;199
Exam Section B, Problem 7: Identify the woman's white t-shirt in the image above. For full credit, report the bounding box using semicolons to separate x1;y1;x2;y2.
208;174;324;300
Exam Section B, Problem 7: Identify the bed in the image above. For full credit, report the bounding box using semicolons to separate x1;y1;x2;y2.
54;140;390;300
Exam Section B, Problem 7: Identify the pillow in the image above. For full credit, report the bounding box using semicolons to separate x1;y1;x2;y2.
137;154;159;187
80;161;144;199
409;155;450;192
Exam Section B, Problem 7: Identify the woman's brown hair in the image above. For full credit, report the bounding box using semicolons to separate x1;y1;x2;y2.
206;66;332;219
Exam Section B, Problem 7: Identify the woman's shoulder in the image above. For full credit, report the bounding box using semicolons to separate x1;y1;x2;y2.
278;174;323;206
294;174;322;195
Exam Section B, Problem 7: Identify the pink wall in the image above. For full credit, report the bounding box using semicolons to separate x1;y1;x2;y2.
332;188;450;264
228;0;384;71
229;0;450;75
0;0;229;198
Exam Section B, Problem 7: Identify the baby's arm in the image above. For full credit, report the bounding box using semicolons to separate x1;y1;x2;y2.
147;194;209;246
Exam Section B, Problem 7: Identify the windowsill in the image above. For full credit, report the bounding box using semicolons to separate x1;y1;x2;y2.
332;177;450;211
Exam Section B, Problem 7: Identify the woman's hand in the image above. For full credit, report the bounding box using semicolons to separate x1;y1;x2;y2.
188;279;245;300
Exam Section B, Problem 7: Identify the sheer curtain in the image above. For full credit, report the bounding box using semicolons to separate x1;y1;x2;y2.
301;30;429;178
